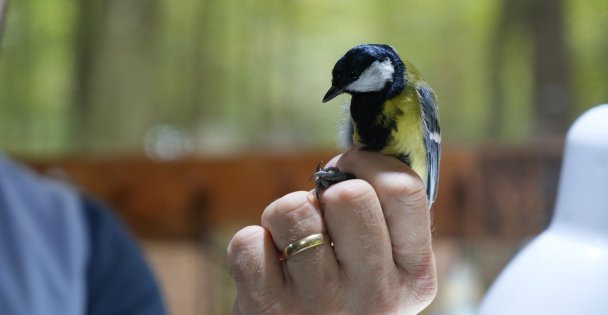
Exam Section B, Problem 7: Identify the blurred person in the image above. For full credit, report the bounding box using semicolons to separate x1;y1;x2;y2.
0;154;168;315
0;3;166;314
228;150;438;314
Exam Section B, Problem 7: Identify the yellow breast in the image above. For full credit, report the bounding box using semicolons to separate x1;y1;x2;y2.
380;86;428;185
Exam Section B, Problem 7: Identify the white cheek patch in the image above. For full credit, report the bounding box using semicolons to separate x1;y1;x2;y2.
345;59;395;93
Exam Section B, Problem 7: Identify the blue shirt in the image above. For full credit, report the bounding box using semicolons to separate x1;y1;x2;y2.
0;154;167;315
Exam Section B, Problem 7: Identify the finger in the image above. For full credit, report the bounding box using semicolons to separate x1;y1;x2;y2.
321;179;395;279
323;154;342;169
336;150;434;274
227;226;285;312
261;191;340;299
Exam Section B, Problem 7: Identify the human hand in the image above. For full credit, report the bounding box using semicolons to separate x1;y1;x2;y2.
228;150;437;314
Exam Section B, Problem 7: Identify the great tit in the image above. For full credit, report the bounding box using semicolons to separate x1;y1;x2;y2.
316;44;441;207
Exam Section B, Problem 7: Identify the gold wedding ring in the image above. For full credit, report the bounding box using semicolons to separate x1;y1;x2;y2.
282;233;332;260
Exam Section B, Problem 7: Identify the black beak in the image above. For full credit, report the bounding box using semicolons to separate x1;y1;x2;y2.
322;86;344;103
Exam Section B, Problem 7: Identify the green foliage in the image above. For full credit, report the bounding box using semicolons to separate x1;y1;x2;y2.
566;0;608;114
0;0;606;157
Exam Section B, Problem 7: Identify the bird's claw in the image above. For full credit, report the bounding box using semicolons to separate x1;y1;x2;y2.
313;165;355;201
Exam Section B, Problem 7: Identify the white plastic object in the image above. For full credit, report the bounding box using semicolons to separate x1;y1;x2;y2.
477;104;608;315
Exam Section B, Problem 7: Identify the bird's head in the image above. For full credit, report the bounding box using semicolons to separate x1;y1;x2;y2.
323;44;405;103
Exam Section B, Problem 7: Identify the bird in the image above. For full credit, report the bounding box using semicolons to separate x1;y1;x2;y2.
315;44;441;207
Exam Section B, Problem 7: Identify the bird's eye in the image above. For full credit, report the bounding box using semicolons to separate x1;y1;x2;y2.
349;71;359;80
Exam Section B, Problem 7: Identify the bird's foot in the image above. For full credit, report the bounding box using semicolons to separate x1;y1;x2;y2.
313;163;356;201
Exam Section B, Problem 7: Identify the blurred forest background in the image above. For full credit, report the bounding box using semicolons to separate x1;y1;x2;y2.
1;0;607;314
1;0;607;157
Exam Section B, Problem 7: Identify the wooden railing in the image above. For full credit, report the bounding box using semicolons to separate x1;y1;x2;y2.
27;144;563;239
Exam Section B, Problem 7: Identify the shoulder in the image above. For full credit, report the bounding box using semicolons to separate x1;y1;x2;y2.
83;197;167;315
0;154;89;247
0;154;89;315
0;154;167;315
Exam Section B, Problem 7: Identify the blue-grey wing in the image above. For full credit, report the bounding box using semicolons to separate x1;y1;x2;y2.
417;84;441;207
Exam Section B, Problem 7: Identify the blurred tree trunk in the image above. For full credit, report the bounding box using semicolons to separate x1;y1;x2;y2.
488;0;526;138
0;0;7;44
73;0;160;153
73;0;105;151
188;0;220;124
489;0;572;138
529;0;572;135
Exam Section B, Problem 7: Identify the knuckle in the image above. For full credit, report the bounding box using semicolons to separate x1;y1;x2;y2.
351;271;404;314
228;226;262;254
405;252;438;304
261;191;310;226
323;272;341;296
227;226;264;279
325;179;375;205
379;172;429;213
282;200;321;229
228;228;287;314
371;291;403;314
261;191;324;247
382;172;426;200
279;202;323;246
246;289;286;314
409;276;438;308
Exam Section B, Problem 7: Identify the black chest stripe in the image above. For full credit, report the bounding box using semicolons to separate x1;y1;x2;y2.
350;92;395;151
